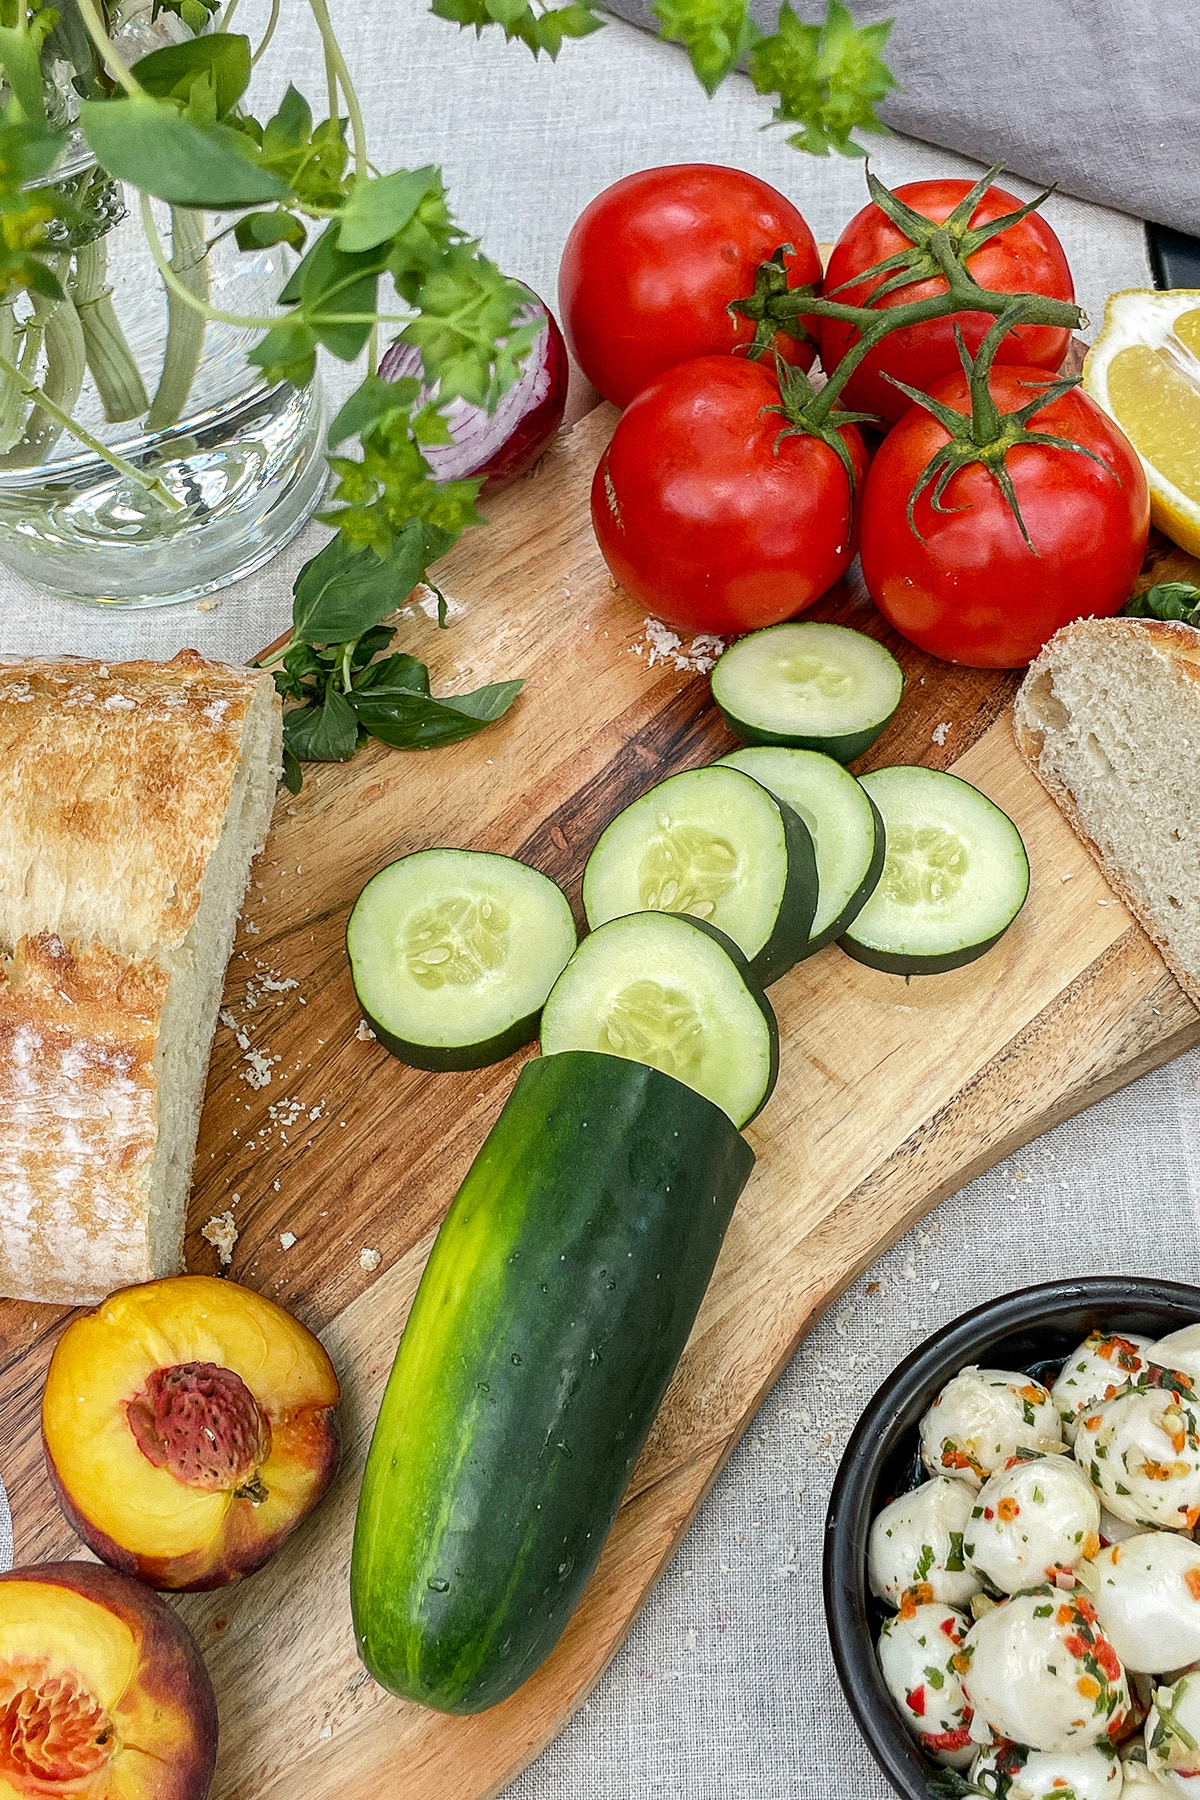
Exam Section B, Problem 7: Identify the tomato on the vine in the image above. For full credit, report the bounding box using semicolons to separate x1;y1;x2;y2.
591;356;867;636
559;164;822;410
859;365;1149;669
821;179;1075;425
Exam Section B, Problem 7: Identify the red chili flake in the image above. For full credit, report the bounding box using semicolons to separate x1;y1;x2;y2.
922;1727;972;1753
907;1685;926;1717
1075;1596;1099;1625
983;1507;995;1521
939;1617;958;1639
1093;1638;1122;1683
1064;1633;1088;1660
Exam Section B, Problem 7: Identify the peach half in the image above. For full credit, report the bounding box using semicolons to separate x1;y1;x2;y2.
0;1560;217;1800
43;1276;340;1592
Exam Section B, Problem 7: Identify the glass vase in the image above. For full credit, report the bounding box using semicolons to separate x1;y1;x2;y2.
0;152;326;608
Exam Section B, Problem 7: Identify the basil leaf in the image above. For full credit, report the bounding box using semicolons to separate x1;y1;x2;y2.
79;98;288;208
281;745;304;794
278;221;386;361
1124;580;1200;627
353;651;430;693
651;0;759;96
327;373;416;450
291;529;426;646
352;678;523;749
130;34;252;120
283;687;360;762
348;626;398;672
338;166;440;255
235;208;307;253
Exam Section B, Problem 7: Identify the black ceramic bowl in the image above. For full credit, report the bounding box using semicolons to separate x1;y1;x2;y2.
824;1275;1200;1798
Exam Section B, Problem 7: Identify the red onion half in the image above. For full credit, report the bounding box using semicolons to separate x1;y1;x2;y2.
379;293;569;495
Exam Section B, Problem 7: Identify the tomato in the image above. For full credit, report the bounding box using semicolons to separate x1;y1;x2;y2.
591;356;866;636
859;365;1149;668
559;164;821;410
821;180;1075;425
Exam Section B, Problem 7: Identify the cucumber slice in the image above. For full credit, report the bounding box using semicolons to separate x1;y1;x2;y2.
717;746;885;952
539;912;778;1127
711;621;903;761
840;766;1030;974
581;764;817;985
347;848;577;1070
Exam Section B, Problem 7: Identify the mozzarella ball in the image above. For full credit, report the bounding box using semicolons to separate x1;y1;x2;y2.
869;1478;982;1610
1149;1326;1200;1391
1075;1382;1200;1531
970;1741;1122;1799
966;1454;1101;1594
960;1590;1131;1752
877;1600;975;1769
1090;1533;1200;1672
1147;1674;1200;1796
920;1367;1065;1488
1053;1331;1154;1444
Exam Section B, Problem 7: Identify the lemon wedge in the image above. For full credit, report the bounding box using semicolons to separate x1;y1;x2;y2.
1084;288;1200;558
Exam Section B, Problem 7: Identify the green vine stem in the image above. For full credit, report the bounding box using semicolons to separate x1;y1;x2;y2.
0;341;181;509
10;282;87;464
69;235;150;423
148;205;209;430
0;305;25;454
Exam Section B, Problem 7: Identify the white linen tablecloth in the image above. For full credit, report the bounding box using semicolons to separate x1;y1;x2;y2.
5;6;1192;1795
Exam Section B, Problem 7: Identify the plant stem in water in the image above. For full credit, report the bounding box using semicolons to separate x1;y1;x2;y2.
70;236;150;423
11;285;87;464
0;306;26;454
148;205;209;430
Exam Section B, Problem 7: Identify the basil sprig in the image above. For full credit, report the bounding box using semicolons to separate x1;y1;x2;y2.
1124;580;1200;628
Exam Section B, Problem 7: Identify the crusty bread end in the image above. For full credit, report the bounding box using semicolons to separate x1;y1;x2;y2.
1015;616;1200;1009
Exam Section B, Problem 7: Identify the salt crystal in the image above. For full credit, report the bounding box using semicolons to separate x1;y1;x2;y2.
280;1231;296;1249
355;1019;377;1042
360;1247;382;1272
202;1212;238;1266
931;721;951;746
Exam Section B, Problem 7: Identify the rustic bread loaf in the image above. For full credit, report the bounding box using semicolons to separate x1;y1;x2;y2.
0;650;281;1305
1014;616;1200;1007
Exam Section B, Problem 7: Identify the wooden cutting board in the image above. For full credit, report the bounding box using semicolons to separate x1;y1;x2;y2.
3;401;1199;1800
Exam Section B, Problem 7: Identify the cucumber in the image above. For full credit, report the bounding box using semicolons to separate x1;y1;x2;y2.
711;621;903;761
346;848;576;1071
840;765;1030;974
716;746;885;953
539;911;778;1127
351;1049;755;1714
581;764;817;986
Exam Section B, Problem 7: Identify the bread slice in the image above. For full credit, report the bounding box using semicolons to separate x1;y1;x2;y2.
1014;616;1200;1008
0;650;281;1305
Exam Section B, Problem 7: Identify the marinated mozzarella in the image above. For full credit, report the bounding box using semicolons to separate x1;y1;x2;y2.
959;1590;1131;1752
970;1741;1122;1799
1149;1325;1200;1390
1123;1747;1177;1795
1075;1378;1200;1531
1147;1673;1200;1797
1053;1331;1154;1445
1090;1532;1200;1672
869;1478;982;1610
876;1599;975;1769
920;1367;1065;1488
965;1453;1101;1594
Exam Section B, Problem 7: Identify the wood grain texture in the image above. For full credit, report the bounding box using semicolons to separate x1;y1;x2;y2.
2;402;1198;1799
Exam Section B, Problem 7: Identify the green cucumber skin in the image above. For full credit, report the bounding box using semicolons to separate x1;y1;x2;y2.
350;1050;755;1714
837;925;1013;976
749;793;818;985
804;792;887;956
714;699;900;764
357;1001;541;1072
657;913;780;1121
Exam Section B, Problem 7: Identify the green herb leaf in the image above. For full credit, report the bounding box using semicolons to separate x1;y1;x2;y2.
130;34;253;121
281;744;304;794
351;677;523;749
291;534;421;646
283;686;361;762
431;0;605;60
749;0;895;158
234;208;307;253
278;219;388;361
1124;580;1200;628
0;25;48;123
79;97;288;208
338;166;442;255
354;650;431;693
326;373;416;450
651;0;760;96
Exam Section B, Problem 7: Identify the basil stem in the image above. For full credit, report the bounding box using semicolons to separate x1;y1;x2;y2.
69;235;149;423
147;205;209;430
0;305;25;455
10;277;87;465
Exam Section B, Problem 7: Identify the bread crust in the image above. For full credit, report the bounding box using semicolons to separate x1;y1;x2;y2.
0;650;281;1306
0;648;266;958
1015;617;1200;1011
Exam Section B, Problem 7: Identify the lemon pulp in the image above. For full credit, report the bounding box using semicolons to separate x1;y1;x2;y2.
1105;340;1200;506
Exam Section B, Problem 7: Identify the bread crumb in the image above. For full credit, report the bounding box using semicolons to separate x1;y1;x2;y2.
931;721;951;746
360;1247;381;1272
202;1211;238;1266
280;1231;297;1249
636;617;725;673
196;595;222;612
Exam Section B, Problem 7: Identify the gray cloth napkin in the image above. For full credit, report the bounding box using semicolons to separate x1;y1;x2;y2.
604;0;1199;236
